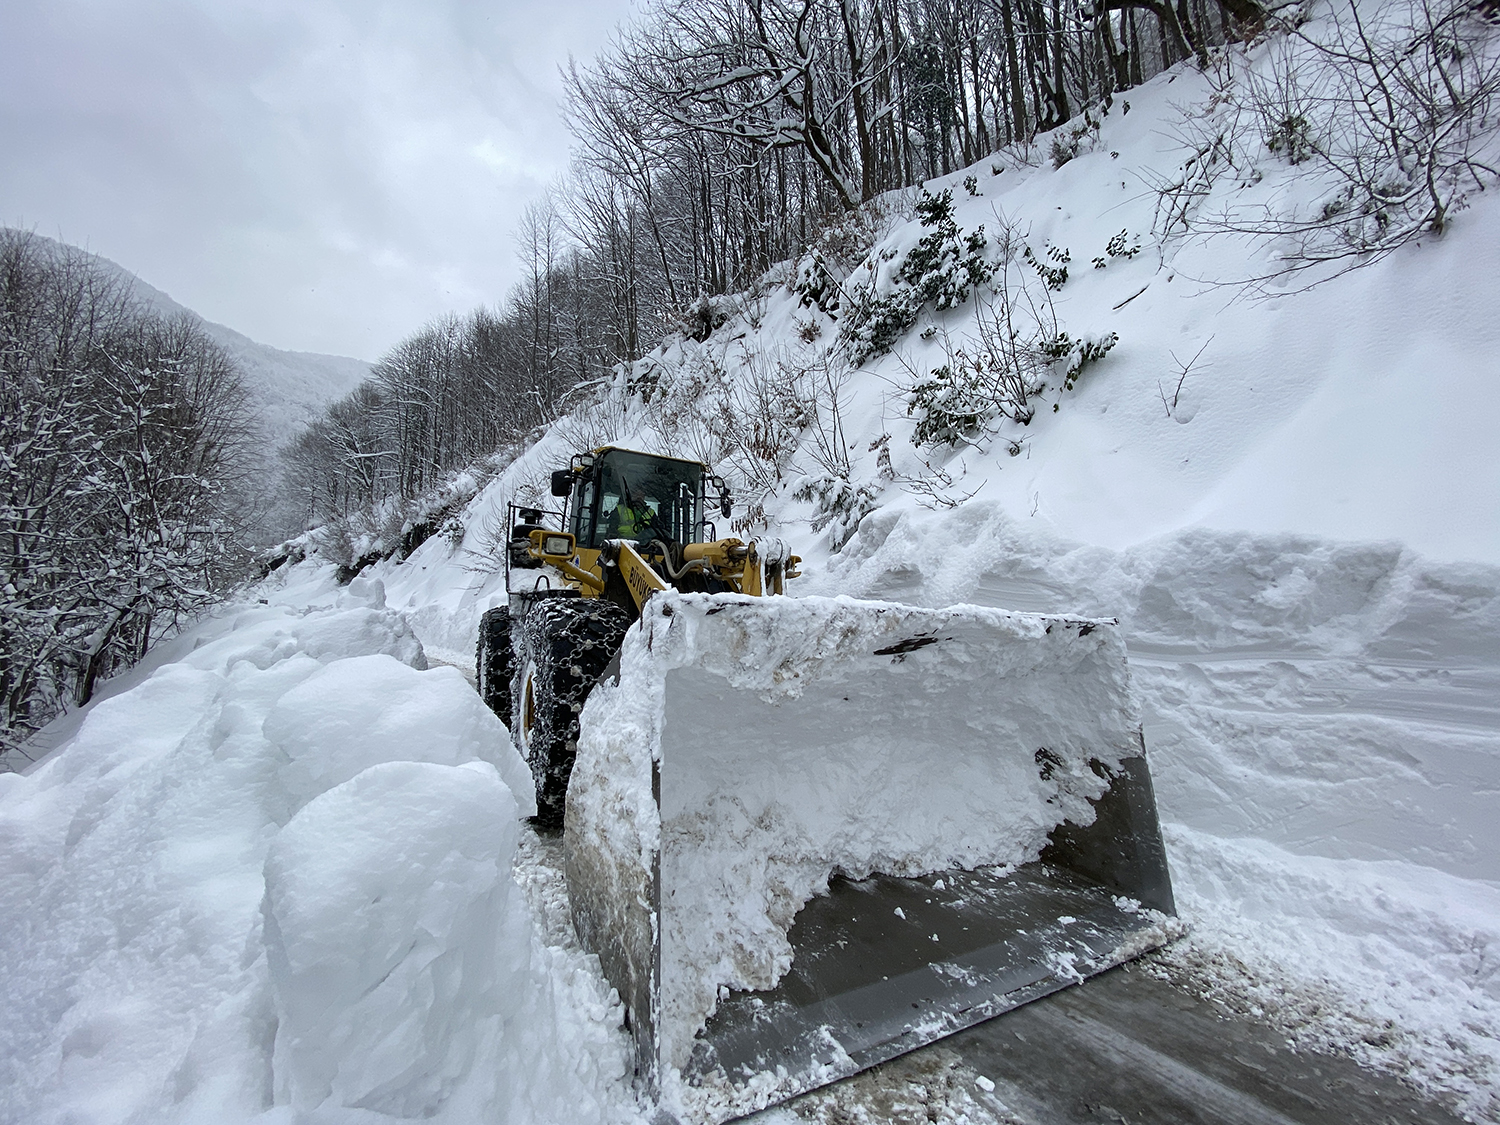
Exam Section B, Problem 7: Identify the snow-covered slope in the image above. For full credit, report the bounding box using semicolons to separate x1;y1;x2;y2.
3;25;1499;1125
11;232;371;454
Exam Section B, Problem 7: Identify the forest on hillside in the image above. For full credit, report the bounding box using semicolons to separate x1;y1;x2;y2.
280;0;1262;528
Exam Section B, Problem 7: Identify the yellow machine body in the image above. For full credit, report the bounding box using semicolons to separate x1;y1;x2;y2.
518;446;799;613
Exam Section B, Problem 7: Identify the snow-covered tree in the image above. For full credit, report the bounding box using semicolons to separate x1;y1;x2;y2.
0;231;256;765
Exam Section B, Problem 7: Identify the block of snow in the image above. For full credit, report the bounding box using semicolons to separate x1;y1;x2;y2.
261;653;534;817
263;760;528;1116
566;592;1143;1089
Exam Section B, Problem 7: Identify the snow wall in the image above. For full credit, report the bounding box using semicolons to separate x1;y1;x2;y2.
0;572;636;1125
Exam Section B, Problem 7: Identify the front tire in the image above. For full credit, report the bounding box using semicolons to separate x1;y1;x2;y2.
476;607;513;722
513;598;632;828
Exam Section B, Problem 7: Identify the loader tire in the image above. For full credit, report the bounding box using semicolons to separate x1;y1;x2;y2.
476;607;513;722
514;598;632;829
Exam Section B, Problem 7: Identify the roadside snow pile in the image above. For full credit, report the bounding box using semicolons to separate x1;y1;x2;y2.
1164;830;1500;1113
264;761;525;1116
566;592;1144;1080
0;569;636;1125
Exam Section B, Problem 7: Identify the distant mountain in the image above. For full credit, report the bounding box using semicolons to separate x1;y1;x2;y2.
15;233;371;455
129;278;371;452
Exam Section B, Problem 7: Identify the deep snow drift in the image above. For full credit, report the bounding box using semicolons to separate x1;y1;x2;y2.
0;572;635;1125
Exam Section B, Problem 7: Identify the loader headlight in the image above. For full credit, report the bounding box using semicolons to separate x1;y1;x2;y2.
541;534;573;557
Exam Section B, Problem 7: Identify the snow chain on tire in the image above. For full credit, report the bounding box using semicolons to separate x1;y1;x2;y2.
476;607;513;724
514;598;633;829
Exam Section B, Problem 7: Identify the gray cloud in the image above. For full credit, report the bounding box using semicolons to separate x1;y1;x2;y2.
0;0;635;359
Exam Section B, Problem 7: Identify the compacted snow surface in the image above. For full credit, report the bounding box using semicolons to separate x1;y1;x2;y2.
6;16;1500;1123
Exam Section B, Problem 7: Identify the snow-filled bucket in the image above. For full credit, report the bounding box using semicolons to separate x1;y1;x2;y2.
565;592;1175;1123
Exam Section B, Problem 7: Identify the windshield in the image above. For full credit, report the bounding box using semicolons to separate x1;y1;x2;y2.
578;450;701;548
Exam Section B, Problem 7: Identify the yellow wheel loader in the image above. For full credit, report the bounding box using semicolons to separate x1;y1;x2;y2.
477;447;799;828
476;445;1177;1123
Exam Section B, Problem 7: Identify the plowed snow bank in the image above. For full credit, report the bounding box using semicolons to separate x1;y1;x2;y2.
0;570;636;1125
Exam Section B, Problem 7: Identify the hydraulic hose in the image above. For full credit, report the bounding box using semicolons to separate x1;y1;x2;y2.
651;540;707;581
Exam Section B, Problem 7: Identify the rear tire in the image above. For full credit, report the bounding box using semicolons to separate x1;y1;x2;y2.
476;607;513;722
514;598;632;829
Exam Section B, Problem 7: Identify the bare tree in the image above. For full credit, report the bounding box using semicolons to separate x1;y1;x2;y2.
1;231;256;764
1181;0;1500;284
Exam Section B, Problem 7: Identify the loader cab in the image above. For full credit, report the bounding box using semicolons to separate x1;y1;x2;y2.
564;447;712;550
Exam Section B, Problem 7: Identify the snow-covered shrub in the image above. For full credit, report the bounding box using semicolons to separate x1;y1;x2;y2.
1042;330;1122;390
440;514;466;548
1265;111;1318;164
904;255;1121;449
551;380;630;452
1092;229;1144;268
902;190;999;308
640;348;728;467
792;472;880;549
304;459;500;578
906;363;1000;446
839;190;998;365
790;250;842;314
1150;131;1235;237
256;537;309;577
1023;242;1072;289
625;355;663;401
677;294;740;342
838;272;918;365
1049;110;1102;167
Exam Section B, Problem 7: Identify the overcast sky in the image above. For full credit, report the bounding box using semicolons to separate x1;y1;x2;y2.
1;0;637;360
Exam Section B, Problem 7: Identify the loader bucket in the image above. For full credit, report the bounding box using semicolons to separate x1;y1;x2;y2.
565;593;1176;1124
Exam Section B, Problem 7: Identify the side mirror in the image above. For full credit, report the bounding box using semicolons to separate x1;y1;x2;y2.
708;474;732;519
550;470;573;497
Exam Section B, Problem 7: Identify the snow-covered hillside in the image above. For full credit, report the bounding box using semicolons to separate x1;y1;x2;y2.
10;232;371;455
3;21;1499;1125
301;50;1500;1117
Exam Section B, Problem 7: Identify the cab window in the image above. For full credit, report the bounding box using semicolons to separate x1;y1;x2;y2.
580;451;701;548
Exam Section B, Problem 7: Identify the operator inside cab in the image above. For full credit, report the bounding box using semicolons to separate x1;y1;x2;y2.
601;490;654;543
